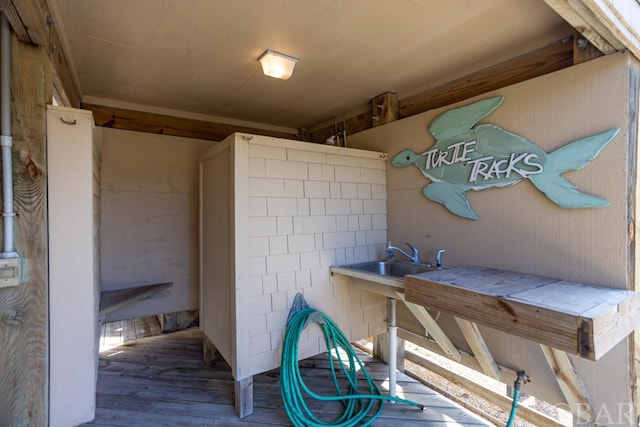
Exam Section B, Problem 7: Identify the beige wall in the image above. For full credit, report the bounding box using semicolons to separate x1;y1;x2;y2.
349;52;636;419
100;128;213;321
48;106;101;426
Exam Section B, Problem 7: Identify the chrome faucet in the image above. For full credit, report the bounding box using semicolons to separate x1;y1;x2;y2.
386;241;420;263
435;248;446;269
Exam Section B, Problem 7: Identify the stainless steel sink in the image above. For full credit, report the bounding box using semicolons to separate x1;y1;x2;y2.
338;260;435;278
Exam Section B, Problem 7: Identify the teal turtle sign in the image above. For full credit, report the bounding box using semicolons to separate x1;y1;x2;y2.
392;96;619;220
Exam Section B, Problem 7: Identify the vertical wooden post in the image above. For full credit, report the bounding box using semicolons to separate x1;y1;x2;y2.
371;92;398;127
573;30;603;65
203;334;218;365
297;127;311;142
235;376;253;418
0;36;49;426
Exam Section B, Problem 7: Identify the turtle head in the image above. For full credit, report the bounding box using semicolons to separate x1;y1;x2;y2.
392;149;421;168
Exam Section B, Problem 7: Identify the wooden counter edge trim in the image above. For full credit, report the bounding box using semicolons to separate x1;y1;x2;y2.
588;293;640;360
404;275;585;358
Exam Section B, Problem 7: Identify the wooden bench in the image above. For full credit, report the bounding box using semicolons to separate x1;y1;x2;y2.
99;282;173;316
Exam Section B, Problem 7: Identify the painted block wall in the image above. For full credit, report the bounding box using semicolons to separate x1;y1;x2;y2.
100;128;212;321
47;105;100;427
200;134;388;380
245;137;389;376
348;51;636;420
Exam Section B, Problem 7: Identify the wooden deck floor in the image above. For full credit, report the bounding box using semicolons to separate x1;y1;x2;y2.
82;328;492;426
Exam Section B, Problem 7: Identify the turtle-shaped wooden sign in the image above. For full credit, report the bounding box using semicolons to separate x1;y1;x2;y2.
392;96;619;220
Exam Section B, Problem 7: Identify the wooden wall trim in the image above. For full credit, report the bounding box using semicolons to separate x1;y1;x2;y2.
83;103;298;142
0;36;49;427
310;36;574;143
49;20;80;108
544;0;640;59
397;36;574;120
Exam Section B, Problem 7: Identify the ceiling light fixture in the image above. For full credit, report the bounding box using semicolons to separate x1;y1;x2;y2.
258;49;298;80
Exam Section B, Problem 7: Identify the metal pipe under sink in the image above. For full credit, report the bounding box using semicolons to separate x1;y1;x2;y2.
388;298;398;401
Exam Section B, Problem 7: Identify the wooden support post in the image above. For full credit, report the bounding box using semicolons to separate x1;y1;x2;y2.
0;37;49;426
540;345;595;425
454;317;501;380
202;334;218;366
371;92;398;127
396;292;461;361
297;127;311;142
573;30;603;65
235;376;254;418
161;309;198;333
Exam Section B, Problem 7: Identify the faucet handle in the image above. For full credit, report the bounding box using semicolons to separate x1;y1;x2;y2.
404;242;417;251
404;242;420;263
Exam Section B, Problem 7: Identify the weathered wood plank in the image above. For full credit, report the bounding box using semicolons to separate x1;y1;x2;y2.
0;36;49;426
235;376;253;418
396;292;461;361
86;328;492;426
405;350;565;427
543;0;624;55
371;92;398;127
573;30;604;64
310;37;574;142
398;36;574;119
84;103;297;142
540;345;594;424
404;266;640;360
0;0;49;45
99;282;173;316
404;369;506;427
203;333;219;365
398;328;484;373
454;318;500;380
161;309;198;332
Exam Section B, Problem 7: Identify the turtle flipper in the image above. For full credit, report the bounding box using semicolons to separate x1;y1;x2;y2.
429;96;504;141
529;128;619;209
529;173;610;208
423;182;478;220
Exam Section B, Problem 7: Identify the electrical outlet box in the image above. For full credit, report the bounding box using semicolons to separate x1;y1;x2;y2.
0;257;20;288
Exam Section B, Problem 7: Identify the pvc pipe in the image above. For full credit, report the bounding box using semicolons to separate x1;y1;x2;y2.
0;12;15;256
388;298;397;400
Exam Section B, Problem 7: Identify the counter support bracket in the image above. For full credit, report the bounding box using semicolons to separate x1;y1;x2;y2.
540;345;594;424
454;318;500;380
396;292;461;361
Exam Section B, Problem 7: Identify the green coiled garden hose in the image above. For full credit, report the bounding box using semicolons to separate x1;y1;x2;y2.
280;305;424;427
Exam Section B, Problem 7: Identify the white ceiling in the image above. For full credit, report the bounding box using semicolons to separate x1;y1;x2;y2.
48;0;570;130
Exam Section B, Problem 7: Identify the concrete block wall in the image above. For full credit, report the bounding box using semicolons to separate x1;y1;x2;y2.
244;137;389;376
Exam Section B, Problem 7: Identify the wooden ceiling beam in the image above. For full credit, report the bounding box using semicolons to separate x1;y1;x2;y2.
543;0;636;57
83;103;298;142
0;0;81;108
398;36;574;119
0;0;48;45
310;35;574;143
